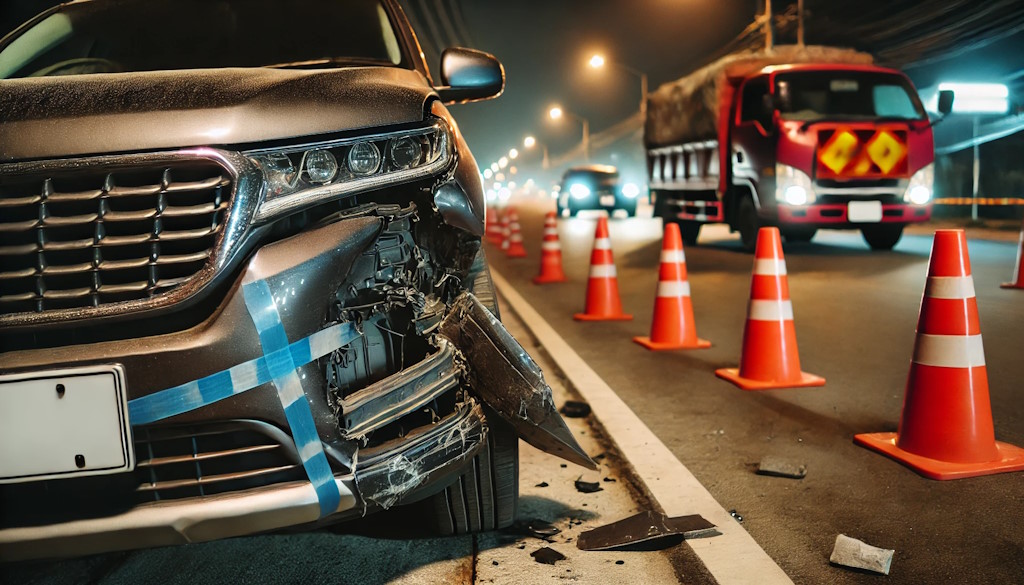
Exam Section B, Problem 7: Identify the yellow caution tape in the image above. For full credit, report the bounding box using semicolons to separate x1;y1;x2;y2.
933;198;1024;206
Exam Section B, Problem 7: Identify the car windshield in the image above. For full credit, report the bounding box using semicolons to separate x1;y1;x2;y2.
0;0;406;79
775;71;927;122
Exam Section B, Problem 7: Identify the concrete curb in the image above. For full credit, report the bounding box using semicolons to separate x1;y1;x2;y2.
492;269;793;585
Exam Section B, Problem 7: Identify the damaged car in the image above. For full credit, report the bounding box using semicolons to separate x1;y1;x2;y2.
0;0;593;561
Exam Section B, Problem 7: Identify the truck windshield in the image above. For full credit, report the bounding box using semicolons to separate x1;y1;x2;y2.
774;71;927;122
0;0;406;79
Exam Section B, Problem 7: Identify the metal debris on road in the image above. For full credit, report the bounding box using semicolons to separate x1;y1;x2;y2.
576;511;717;551
756;455;808;479
575;475;604;493
560;400;592;418
535;481;549;487
523;519;562;541
729;509;744;523
531;546;567;565
830;534;894;575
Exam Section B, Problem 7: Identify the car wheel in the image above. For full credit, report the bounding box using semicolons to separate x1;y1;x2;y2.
423;249;518;534
782;228;817;243
861;225;903;250
737;196;760;252
678;220;701;246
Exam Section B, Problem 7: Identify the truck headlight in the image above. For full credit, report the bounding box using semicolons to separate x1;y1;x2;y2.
776;163;815;206
621;182;640;198
904;163;934;205
248;119;452;222
569;183;591;200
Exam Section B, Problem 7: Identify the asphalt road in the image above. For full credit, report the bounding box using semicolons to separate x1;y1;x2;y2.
487;200;1024;584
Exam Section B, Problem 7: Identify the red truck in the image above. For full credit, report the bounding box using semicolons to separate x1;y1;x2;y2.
645;47;952;251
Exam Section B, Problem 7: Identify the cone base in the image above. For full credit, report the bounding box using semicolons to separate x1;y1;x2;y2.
533;275;568;285
633;336;711;351
714;367;825;390
574;312;633;321
1000;282;1024;289
854;432;1024;480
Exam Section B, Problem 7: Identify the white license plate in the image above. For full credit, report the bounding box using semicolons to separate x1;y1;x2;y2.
0;365;133;484
848;200;883;222
600;195;616;206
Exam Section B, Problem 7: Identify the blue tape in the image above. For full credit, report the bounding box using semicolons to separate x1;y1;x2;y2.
241;279;342;517
126;280;359;518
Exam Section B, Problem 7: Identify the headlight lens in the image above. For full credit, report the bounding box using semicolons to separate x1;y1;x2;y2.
249;120;451;222
904;163;934;205
569;183;591;200
775;163;815;205
621;182;640;198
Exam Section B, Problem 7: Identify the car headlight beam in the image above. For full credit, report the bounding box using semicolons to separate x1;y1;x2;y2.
569;183;591;200
249;119;452;223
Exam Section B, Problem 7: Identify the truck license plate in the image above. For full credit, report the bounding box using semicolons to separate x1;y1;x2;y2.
0;365;134;484
848;200;883;223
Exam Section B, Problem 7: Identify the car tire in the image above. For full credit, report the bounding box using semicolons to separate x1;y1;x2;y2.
782;228;817;243
737;196;760;252
678;220;701;246
423;249;519;534
861;225;903;250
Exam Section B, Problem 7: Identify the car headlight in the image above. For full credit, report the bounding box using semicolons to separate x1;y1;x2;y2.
248;119;452;222
775;163;815;206
569;183;591;200
621;182;640;198
904;163;934;205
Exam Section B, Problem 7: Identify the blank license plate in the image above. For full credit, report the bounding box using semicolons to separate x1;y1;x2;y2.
0;365;134;483
848;200;883;222
600;195;616;206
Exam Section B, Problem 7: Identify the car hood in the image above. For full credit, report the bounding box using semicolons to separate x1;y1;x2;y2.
0;66;435;162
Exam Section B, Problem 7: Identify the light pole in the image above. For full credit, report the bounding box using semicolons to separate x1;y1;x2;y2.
549;105;590;162
589;54;648;119
523;135;549;170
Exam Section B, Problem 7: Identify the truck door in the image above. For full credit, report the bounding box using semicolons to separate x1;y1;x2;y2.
732;76;776;210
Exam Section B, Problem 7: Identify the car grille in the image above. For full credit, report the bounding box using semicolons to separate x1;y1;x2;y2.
0;161;231;314
0;422;305;528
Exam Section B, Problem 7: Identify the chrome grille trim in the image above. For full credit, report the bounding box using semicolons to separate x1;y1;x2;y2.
0;148;262;328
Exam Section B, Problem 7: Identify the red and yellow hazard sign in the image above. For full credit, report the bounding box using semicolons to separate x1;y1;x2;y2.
818;128;908;178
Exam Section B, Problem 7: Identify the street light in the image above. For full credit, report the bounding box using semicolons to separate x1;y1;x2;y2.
548;104;590;161
523;135;549;170
523;135;536;149
588;53;648;119
509;148;519;160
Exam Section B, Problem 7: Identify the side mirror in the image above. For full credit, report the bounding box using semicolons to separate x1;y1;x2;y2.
937;89;954;115
435;47;504;105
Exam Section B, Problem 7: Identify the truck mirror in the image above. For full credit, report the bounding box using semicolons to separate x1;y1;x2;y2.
436;47;505;105
937;89;954;115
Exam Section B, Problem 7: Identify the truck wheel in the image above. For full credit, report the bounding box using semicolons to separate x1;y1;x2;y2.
737;196;760;252
782;228;817;243
861;225;904;250
679;220;701;246
423;249;518;534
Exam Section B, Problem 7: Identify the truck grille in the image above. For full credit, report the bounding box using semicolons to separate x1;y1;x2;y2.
0;161;231;314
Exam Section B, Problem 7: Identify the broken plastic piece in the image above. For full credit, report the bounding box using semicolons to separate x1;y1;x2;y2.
559;400;591;418
830;534;894;575
439;292;597;469
531;546;567;565
756;455;807;479
535;481;549;488
574;476;603;494
576;511;717;551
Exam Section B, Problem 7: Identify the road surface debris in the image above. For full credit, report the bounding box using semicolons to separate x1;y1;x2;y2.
830;534;894;575
756;455;808;479
576;511;717;551
530;546;567;565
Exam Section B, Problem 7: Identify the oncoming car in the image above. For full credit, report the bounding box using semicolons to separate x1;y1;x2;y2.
556;165;640;217
0;0;592;561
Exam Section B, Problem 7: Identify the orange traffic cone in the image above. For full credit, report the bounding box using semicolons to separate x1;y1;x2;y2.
506;209;527;258
533;211;568;284
574;216;632;321
633;223;710;350
499;210;511;253
1001;218;1024;289
855;229;1024;479
485;207;503;245
715;227;824;390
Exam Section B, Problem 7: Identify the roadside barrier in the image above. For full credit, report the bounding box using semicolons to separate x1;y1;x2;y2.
633;223;710;350
505;209;527;258
1001;218;1024;289
855;229;1024;479
485;207;503;245
533;211;568;284
574;216;632;321
933;197;1024;206
715;227;825;390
